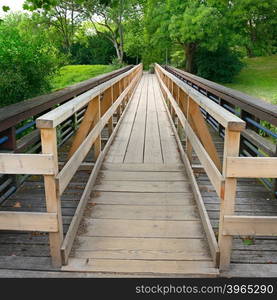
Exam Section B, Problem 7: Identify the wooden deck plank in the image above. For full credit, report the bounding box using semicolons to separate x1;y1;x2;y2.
102;163;185;172
89;192;194;206
124;75;148;163
105;76;143;163
72;237;211;261
98;170;188;181
87;204;199;221
93;181;191;193
144;75;163;163
153;75;181;164
81;219;204;238
62;258;218;276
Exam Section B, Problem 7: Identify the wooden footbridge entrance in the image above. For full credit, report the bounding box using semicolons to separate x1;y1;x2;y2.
0;63;277;277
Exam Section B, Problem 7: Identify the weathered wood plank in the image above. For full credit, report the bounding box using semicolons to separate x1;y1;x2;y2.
88;204;199;221
124;74;148;163
62;258;218;276
152;76;181;164
93;181;191;193
218;129;241;270
144;76;163;163
226;157;277;178
82;219;204;238
40;128;63;267
67;97;99;159
58;121;102;194
223;215;277;236
0;154;55;175
0;212;58;232
98;170;187;181
105;76;143;163
73;237;211;261
89;192;194;205
102;163;185;172
188;100;221;171
186;123;224;197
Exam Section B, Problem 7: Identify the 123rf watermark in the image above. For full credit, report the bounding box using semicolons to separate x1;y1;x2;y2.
135;284;274;296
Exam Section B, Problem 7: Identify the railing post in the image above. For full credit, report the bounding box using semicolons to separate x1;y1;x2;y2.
114;81;120;123
186;97;193;164
40;128;63;267
108;87;114;136
94;96;101;160
0;127;16;151
218;128;241;270
0;127;17;193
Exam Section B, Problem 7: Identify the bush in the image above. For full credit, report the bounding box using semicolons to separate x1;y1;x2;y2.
70;35;116;65
195;47;244;83
0;18;61;107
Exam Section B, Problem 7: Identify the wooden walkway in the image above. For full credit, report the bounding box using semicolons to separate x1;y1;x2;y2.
0;72;276;277
62;74;218;276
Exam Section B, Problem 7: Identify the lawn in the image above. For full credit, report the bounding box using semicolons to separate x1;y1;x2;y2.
225;55;277;104
51;65;117;91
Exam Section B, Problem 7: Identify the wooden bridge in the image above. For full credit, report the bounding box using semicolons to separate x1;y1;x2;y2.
0;64;276;277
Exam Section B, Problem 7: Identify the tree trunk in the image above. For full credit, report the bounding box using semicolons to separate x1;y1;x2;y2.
184;43;197;73
114;41;122;61
246;45;254;58
118;24;124;63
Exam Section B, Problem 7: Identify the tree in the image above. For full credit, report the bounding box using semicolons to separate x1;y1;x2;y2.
166;0;228;72
0;14;61;106
124;5;144;63
71;22;116;64
229;0;277;57
24;0;83;54
143;0;172;67
79;0;143;63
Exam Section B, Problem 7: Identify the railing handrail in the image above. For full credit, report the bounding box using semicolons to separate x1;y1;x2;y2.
156;64;246;132
36;64;141;129
165;65;277;126
0;65;133;132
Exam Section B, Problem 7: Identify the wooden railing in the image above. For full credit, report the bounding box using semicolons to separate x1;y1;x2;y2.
155;63;277;270
164;65;277;198
0;64;143;267
0;65;133;204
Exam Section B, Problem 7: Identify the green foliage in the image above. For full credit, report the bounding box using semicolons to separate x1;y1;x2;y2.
71;36;116;65
51;65;116;90
195;47;244;83
170;49;185;68
2;6;10;12
167;0;224;51
0;14;62;107
229;0;277;57
225;55;277;104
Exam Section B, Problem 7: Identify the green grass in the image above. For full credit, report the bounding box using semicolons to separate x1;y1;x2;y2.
225;55;277;104
51;65;117;91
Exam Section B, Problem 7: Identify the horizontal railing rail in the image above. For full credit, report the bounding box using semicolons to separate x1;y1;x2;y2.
155;63;277;271
0;64;143;267
0;65;133;203
164;65;277;197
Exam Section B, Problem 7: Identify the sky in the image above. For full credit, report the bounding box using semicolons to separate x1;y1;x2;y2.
0;0;25;17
